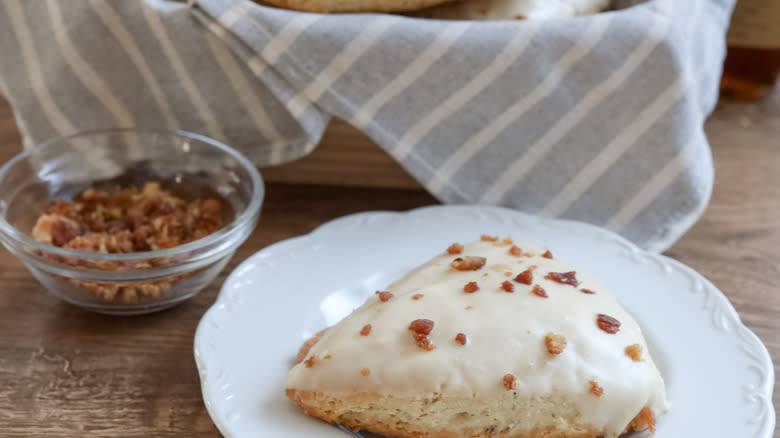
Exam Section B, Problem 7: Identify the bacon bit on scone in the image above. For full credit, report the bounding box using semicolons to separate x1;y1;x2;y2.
481;235;498;242
376;291;394;302
451;256;487;271
455;333;467;345
545;271;579;286
502;237;514;245
514;269;533;285
503;374;517;390
589;380;604;397
597;314;621;334
545;333;567;355
447;243;464;255
360;368;371;376
304;355;320;368
625;344;642;361
409;318;434;335
360;324;372;336
463;281;479;293
413;335;435;351
509;245;523;256
409;319;436;351
542;250;553;259
501;281;514;292
323;354;332;359
630;407;656;434
411;293;424;300
580;288;597;295
532;284;548;298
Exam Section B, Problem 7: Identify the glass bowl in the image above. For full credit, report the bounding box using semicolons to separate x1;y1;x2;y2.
0;129;263;315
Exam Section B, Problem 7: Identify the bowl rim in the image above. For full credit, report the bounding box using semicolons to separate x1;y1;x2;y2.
0;128;264;262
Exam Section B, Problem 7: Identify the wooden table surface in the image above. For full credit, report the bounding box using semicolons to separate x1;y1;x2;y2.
0;90;778;437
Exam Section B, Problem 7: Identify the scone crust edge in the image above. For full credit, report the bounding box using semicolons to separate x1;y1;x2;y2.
258;0;459;13
286;389;611;438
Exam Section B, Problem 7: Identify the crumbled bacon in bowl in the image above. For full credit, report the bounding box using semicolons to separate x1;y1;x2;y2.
31;182;227;303
33;182;225;253
0;129;263;315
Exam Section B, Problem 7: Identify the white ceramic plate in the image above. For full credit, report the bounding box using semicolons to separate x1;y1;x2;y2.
194;206;775;438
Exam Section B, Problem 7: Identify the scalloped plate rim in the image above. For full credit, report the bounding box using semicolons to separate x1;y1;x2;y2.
194;205;775;438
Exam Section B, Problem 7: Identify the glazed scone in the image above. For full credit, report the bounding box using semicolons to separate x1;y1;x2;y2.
286;236;669;438
414;0;610;21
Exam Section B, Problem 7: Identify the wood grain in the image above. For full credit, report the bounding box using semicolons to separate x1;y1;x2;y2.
259;120;422;189
0;91;778;437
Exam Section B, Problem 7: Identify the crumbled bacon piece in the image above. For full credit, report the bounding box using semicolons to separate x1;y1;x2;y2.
409;319;435;351
447;243;464;255
589;380;603;397
409;319;434;335
625;344;642;361
51;218;84;246
532;284;548;298
580;288;596;295
451;256;487;271
503;374;517;390
509;245;523;256
376;291;394;302
455;333;467;345
303;355;319;368
631;407;656;434
545;333;566;355
411;293;424;300
323;354;332;359
463;281;479;293
360;368;370;376
501;281;514;292
502;237;513;245
646;408;656;434
597;314;621;334
360;324;372;336
514;269;533;285
545;271;579;286
542;250;553;259
413;336;434;351
481;235;498;242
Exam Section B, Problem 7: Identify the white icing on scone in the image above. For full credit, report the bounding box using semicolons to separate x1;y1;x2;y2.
286;237;669;437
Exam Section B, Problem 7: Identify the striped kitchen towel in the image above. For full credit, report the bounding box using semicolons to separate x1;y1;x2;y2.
0;0;734;252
